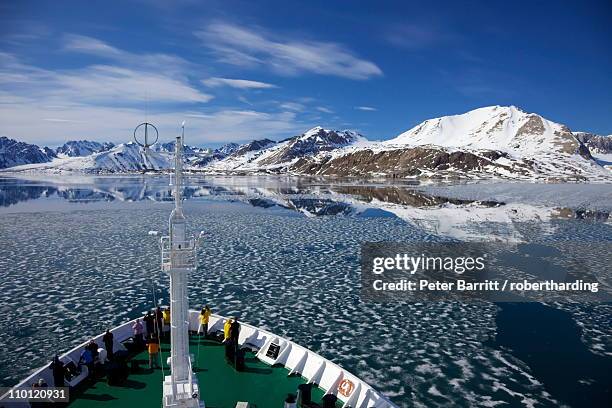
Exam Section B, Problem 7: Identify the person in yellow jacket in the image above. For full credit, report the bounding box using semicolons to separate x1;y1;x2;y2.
223;317;233;342
197;305;211;337
148;335;160;369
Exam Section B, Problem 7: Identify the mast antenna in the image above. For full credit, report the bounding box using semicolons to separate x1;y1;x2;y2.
157;122;203;408
133;122;158;171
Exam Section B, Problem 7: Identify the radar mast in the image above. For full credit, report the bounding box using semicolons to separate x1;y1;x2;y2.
157;122;203;408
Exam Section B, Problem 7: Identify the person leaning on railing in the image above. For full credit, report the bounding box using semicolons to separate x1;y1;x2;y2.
49;355;65;387
197;305;211;337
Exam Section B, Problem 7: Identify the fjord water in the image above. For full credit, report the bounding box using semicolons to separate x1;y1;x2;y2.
0;176;610;407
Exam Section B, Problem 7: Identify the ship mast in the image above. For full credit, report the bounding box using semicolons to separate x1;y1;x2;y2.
160;122;202;408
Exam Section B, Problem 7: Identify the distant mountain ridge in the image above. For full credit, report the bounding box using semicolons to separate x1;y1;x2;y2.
258;127;365;166
152;141;212;156
0;137;53;169
289;106;605;181
204;127;367;172
574;132;612;154
56;140;115;157
1;106;610;180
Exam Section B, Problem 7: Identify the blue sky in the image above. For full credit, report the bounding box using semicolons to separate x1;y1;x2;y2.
0;0;610;147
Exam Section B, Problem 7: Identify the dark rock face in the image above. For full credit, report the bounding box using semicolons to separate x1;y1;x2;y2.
331;185;502;208
259;128;361;166
189;152;226;167
230;139;276;157
0;183;55;206
216;143;240;156
0;137;53;169
551;125;582;156
41;146;57;158
56;140;115;157
517;115;546;137
248;197;354;216
575;133;612;154
291;146;528;178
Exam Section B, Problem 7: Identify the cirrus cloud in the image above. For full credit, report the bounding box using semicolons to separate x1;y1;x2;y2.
195;23;383;80
202;77;277;89
355;106;377;111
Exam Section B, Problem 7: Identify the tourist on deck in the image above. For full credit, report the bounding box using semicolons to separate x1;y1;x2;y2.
132;318;144;348
147;335;160;369
102;329;114;359
144;311;154;338
30;379;49;408
49;355;65;387
197;306;211;337
32;378;47;387
155;307;163;336
230;317;240;344
78;347;94;377
229;317;241;367
223;318;233;342
162;307;171;336
86;339;99;361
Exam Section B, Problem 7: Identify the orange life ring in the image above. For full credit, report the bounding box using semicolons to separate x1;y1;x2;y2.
338;378;355;397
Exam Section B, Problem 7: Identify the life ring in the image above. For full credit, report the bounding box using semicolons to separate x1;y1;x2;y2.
338;378;355;397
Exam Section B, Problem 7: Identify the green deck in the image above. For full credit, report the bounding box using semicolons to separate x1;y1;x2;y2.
68;335;332;408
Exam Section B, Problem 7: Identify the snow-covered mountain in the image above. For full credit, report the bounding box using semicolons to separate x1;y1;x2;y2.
56;140;115;157
41;146;57;159
291;106;607;181
152;141;212;156
574;132;612;154
385;106;589;157
205;127;366;172
230;138;276;158
258;127;366;166
216;143;240;156
3;142;172;173
0;137;54;169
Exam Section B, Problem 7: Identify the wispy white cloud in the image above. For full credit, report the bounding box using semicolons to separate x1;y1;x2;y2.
385;22;459;50
195;23;383;80
0;97;305;146
0;48;304;145
0;54;212;105
63;34;191;74
279;102;306;111
0;35;321;145
63;34;123;57
181;109;302;143
316;106;333;114
355;106;377;111
202;77;277;89
0;21;52;46
57;65;213;103
42;118;84;123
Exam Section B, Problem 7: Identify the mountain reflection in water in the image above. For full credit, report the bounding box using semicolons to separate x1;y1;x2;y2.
0;175;610;242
